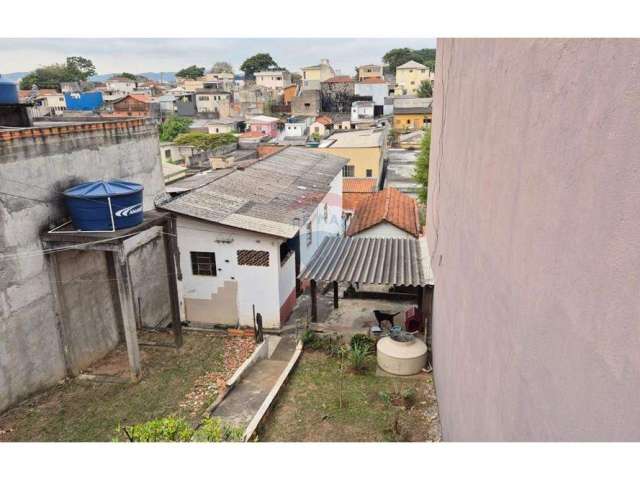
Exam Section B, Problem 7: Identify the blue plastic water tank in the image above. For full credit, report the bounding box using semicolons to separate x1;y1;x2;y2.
0;76;19;104
63;180;144;231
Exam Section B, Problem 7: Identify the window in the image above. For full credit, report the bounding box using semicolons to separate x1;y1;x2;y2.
324;203;329;221
237;250;269;267
304;103;310;108
190;251;217;276
407;119;411;124
165;149;172;159
366;169;373;177
409;69;413;73
410;81;415;85
343;165;355;177
306;222;313;246
314;127;320;133
199;96;209;101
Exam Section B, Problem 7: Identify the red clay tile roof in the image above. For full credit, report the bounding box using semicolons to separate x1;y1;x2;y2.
127;94;153;103
315;115;333;126
323;75;354;84
19;89;59;98
343;192;372;211
239;131;267;138
343;178;377;193
359;77;387;84
346;188;421;238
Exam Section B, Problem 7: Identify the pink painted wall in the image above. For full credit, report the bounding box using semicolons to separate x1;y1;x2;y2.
249;121;278;138
427;39;640;441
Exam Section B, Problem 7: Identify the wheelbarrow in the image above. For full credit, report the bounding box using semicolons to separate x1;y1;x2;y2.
373;310;401;329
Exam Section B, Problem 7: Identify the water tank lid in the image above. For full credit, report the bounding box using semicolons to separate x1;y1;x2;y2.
63;179;143;198
0;77;17;86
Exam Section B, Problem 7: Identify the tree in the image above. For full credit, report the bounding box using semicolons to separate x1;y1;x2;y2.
119;72;138;81
65;56;96;80
19;56;97;90
240;53;278;80
413;127;431;204
159;116;193;142
176;65;205;80
174;132;237;151
210;61;233;74
382;47;436;73
416;80;433;98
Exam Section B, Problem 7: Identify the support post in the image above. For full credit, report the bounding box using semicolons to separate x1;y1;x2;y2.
310;279;318;323
333;281;339;309
43;245;74;376
113;247;142;382
163;215;183;348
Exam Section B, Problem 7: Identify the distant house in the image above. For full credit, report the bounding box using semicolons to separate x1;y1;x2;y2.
23;91;67;117
393;96;432;131
255;70;292;90
321;76;355;113
357;64;384;81
355;78;390;115
309;115;334;138
175;93;197;117
301;59;335;91
291;90;321;116
283;84;298;106
319;128;386;182
394;60;431;96
195;89;231;117
111;94;156;117
247;115;280;138
346;188;421;239
283;116;313;138
351;100;375;122
64;91;104;111
105;76;137;94
207;117;244;134
158;146;347;329
158;94;177;114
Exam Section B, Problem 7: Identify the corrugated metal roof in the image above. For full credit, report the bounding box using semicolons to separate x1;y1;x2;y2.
300;236;432;286
160;147;347;238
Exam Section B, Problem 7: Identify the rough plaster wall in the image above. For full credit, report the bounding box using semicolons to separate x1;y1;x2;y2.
57;250;120;371
184;281;239;326
0;125;164;412
427;39;640;441
128;236;171;328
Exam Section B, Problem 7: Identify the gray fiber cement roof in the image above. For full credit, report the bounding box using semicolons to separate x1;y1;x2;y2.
300;236;433;286
161;147;347;238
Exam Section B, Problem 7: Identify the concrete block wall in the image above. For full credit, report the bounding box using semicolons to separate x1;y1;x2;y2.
0;119;167;412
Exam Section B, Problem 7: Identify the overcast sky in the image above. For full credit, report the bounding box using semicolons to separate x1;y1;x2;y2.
0;38;435;74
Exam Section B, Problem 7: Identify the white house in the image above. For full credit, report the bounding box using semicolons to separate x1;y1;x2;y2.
346;188;421;239
207;118;243;134
355;78;390;109
255;70;291;90
105;76;137;94
160;146;347;330
283;116;314;138
351;100;375;122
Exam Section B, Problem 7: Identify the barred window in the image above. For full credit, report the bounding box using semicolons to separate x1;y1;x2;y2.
237;250;269;267
190;251;217;276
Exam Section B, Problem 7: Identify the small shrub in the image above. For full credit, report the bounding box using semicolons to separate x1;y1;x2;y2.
116;417;193;442
350;334;375;354
302;330;317;347
349;343;370;373
192;418;244;442
378;390;392;407
401;387;417;408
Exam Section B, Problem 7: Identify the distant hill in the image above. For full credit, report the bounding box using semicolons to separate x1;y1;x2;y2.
0;71;178;85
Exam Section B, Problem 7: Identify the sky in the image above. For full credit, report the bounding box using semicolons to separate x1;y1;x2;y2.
0;38;436;75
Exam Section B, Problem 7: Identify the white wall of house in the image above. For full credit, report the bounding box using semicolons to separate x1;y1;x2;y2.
175;216;286;329
284;123;307;137
351;222;415;239
207;123;236;134
196;93;231;116
106;80;136;94
355;83;390;106
255;71;291;90
299;173;344;270
351;102;375;122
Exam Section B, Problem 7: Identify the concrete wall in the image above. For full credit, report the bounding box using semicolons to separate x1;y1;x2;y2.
0;120;166;412
428;38;640;441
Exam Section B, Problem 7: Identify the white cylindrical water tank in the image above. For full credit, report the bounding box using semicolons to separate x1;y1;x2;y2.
377;336;427;376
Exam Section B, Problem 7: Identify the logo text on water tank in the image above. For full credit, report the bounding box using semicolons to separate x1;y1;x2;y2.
114;203;143;217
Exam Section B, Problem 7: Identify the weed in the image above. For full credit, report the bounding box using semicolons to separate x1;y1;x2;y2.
349;343;371;373
350;334;376;353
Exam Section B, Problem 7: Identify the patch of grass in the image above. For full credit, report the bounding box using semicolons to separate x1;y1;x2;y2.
259;351;440;442
0;332;229;442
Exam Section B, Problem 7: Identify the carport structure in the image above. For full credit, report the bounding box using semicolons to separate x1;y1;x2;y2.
40;210;183;383
299;236;434;327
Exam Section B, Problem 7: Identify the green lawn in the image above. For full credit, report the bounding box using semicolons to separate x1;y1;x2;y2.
0;331;251;442
259;350;440;442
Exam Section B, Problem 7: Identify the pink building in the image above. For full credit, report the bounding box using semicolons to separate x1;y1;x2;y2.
247;115;280;138
428;39;640;441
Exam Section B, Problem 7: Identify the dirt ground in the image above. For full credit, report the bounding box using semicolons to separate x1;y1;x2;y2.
258;350;441;442
0;330;254;442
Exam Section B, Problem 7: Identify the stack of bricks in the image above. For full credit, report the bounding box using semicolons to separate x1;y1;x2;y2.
0;118;147;142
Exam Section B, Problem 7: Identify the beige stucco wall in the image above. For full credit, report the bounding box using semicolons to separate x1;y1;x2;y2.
427;38;640;441
395;65;429;95
324;147;382;178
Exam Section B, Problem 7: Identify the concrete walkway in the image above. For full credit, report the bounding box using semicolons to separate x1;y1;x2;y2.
210;335;297;429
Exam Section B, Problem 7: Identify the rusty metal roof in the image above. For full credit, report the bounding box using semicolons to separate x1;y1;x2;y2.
300;236;433;286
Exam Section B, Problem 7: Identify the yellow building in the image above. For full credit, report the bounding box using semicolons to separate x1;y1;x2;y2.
319;129;386;180
394;60;430;96
393;97;432;131
301;59;335;90
357;64;383;81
